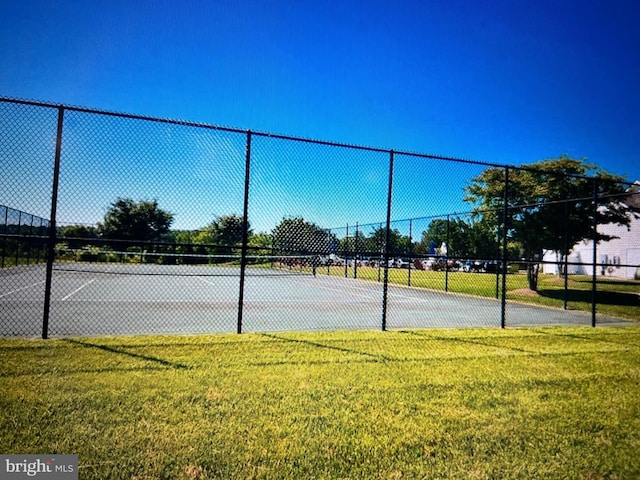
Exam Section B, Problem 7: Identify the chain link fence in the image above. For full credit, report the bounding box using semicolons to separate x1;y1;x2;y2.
1;97;638;338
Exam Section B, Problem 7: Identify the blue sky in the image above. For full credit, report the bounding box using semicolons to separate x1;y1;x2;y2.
1;0;639;234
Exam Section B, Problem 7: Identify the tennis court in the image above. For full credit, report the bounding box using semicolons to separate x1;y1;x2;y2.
0;258;631;338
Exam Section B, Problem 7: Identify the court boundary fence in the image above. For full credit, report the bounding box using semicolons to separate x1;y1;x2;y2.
0;205;51;269
1;96;638;338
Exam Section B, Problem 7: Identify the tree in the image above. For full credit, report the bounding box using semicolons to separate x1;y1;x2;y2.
339;230;367;256
417;218;464;257
198;214;249;248
99;198;174;245
58;224;99;249
212;215;248;247
271;217;335;255
416;218;502;260
366;226;410;257
248;232;272;252
465;156;639;290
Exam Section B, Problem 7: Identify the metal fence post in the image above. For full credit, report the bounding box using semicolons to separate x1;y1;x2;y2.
237;130;252;334
344;223;349;278
1;207;7;268
408;218;413;287
26;214;33;265
377;223;382;283
15;211;23;267
591;178;598;327
381;150;395;331
354;222;359;279
500;167;509;329
42;106;64;339
445;214;450;292
563;194;569;310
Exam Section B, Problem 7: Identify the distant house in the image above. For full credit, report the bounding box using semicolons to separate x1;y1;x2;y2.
543;181;640;280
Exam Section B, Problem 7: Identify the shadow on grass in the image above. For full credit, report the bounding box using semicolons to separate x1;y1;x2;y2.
259;333;392;363
537;329;640;349
0;365;182;379
538;289;640;307
400;330;538;355
573;278;640;288
63;338;191;370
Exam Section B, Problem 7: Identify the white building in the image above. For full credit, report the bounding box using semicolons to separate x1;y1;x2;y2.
543;181;640;280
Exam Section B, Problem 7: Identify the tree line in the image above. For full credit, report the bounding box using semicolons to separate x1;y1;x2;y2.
57;201;497;263
57;157;639;290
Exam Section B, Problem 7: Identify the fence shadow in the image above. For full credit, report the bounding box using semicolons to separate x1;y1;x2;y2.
574;278;640;288
63;338;191;370
259;333;392;363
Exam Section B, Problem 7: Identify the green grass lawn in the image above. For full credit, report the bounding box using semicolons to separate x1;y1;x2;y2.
2;327;640;479
319;266;640;321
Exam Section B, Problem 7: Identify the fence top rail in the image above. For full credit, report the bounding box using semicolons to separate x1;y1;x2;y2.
1;95;636;188
0;204;50;223
0;96;524;170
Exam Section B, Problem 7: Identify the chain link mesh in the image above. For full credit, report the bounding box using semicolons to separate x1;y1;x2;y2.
1;98;638;337
0;101;57;336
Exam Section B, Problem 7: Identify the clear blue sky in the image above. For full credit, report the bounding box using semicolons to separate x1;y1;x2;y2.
1;0;639;233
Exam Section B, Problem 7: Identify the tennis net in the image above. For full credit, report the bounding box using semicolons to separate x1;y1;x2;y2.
53;247;320;277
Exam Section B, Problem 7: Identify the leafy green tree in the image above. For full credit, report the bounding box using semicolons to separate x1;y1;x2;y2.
361;226;386;256
465;156;639;290
248;232;272;252
170;230;208;263
272;217;335;255
467;220;505;260
417;218;463;257
99;198;173;245
172;215;249;263
58;224;99;249
366;226;410;257
210;214;248;247
58;224;98;239
416;218;502;259
339;230;367;256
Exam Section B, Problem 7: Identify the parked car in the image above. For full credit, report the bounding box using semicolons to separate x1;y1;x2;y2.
484;261;504;273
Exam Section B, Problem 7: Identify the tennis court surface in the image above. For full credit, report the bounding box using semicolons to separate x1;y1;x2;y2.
0;261;632;338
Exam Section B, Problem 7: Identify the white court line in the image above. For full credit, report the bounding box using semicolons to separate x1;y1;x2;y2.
0;280;46;298
196;276;219;286
60;279;96;301
58;263;119;301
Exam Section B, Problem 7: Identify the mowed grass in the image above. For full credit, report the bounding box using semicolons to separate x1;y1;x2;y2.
2;327;640;479
318;266;640;321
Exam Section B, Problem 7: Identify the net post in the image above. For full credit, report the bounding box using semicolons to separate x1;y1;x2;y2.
43;106;64;339
237;130;252;334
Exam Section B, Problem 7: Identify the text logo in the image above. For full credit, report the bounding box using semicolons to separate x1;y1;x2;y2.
1;455;77;479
